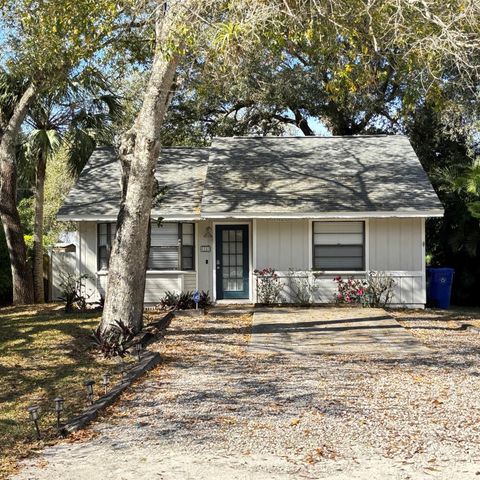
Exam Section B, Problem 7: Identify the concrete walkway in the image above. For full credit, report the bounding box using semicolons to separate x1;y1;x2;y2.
251;307;429;356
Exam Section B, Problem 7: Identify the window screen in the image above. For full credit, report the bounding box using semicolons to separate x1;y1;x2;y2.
313;221;364;271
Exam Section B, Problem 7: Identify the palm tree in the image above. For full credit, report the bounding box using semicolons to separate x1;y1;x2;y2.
460;159;480;219
24;70;120;302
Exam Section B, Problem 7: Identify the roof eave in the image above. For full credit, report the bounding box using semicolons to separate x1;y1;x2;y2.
58;209;444;222
201;209;444;219
56;213;203;222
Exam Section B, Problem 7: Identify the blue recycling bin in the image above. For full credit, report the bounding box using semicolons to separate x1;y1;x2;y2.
426;268;454;309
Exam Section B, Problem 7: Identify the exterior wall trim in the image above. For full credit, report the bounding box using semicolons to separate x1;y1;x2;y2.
201;210;443;219
58;210;443;222
58;215;203;222
195;222;199;290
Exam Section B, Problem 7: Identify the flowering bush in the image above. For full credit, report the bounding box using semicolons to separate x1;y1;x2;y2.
254;267;284;304
334;272;396;308
334;276;368;306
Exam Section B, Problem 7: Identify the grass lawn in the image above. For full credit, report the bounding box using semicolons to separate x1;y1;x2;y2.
0;304;131;479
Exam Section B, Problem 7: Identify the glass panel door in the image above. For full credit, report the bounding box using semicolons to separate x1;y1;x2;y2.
215;225;249;299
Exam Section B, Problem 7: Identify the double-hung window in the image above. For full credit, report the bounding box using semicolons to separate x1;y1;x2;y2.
97;222;195;271
149;223;181;270
312;221;365;271
148;223;195;270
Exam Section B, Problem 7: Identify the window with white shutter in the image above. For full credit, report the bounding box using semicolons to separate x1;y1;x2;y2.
97;222;195;271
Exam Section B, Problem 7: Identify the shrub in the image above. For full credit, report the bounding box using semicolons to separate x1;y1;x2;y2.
158;290;212;310
92;320;135;358
364;271;396;307
334;272;396;308
286;269;319;305
58;273;90;313
254;267;284;304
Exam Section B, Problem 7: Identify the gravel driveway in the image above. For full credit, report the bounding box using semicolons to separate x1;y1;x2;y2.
12;308;480;480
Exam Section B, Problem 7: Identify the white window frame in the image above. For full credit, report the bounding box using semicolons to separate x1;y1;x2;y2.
309;219;369;274
96;221;196;273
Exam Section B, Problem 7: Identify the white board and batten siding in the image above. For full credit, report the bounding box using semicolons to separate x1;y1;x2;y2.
77;222;99;301
197;220;214;295
368;218;425;306
73;217;426;307
253;218;426;308
255;219;309;270
77;222;198;305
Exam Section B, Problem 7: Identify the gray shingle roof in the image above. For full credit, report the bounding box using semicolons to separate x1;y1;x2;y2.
201;136;442;216
58;135;443;220
57;147;209;220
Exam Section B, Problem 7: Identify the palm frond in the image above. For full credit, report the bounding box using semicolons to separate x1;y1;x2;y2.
467;201;480;220
64;128;96;177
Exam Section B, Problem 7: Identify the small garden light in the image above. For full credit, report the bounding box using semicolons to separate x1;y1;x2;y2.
101;372;111;395
135;343;143;362
27;405;41;440
53;397;65;430
118;359;127;380
83;379;95;405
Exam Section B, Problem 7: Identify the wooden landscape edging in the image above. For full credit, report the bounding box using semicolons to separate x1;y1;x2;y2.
61;309;174;435
453;321;480;333
61;350;161;434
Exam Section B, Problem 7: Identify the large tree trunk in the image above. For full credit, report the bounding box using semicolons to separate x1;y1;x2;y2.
0;84;36;304
33;149;46;303
99;8;179;335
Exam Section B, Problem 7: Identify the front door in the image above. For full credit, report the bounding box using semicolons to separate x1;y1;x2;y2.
215;225;249;300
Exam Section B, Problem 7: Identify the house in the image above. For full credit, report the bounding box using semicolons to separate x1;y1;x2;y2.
57;135;443;307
